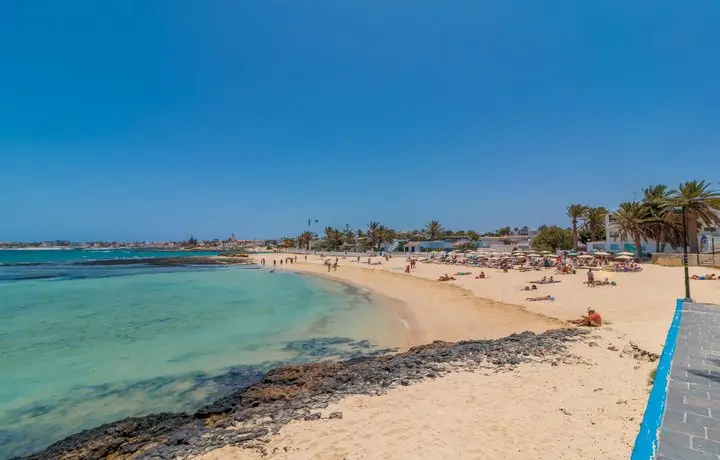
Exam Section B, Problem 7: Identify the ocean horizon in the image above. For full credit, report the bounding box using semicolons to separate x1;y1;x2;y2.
0;250;405;459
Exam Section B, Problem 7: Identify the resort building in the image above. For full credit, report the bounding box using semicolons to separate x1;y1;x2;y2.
586;214;720;255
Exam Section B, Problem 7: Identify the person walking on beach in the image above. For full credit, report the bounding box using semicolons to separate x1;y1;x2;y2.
273;260;276;267
261;258;265;266
304;255;307;261
587;268;594;284
280;259;283;266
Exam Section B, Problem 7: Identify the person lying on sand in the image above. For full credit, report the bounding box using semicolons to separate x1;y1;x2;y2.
691;274;717;280
569;308;602;327
438;274;456;281
475;271;486;279
455;272;472;276
522;285;539;291
530;276;558;284
526;295;554;301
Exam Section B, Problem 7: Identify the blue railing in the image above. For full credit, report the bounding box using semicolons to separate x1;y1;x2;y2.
630;298;685;459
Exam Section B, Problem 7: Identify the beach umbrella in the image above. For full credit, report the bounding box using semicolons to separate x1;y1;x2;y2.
617;251;633;256
615;255;634;260
526;253;541;257
594;251;610;256
577;254;594;259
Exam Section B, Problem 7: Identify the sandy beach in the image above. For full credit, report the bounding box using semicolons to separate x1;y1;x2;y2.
188;254;720;460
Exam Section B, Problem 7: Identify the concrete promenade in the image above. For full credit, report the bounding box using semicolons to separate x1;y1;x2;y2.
655;302;720;460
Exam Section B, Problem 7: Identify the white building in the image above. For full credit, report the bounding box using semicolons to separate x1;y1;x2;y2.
586;215;720;255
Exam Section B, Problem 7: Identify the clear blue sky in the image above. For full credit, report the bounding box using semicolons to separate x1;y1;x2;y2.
2;1;719;241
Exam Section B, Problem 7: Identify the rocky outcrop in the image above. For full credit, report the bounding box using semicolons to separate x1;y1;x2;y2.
73;257;256;267
21;328;587;460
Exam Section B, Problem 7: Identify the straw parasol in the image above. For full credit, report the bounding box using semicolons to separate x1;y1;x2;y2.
577;254;594;258
617;252;634;256
615;255;634;260
526;253;541;257
594;251;610;256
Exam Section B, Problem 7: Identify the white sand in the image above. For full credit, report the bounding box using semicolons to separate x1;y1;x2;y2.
193;253;720;460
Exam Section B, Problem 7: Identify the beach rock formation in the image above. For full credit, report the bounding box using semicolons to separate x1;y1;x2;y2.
73;256;256;267
21;328;587;460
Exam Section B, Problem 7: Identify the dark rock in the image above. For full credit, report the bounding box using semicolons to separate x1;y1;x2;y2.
303;413;321;421
328;412;343;420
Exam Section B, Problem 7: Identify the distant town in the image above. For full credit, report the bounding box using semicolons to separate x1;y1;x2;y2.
0;234;260;251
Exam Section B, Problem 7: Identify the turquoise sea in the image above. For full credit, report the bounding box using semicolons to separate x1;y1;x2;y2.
0;250;405;458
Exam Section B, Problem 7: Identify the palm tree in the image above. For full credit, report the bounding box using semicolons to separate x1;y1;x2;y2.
467;230;480;242
642;184;673;252
298;231;316;250
566;204;588;250
583;207;607;243
612;201;652;259
667;180;720;253
367;221;387;251
344;229;356;251
425;220;443;241
323;226;344;250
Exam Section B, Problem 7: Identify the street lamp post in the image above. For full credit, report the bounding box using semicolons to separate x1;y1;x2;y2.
682;205;693;302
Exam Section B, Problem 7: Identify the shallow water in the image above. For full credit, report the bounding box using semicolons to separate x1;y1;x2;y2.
0;253;405;458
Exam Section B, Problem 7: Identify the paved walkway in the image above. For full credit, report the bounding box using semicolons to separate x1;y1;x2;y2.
657;302;720;460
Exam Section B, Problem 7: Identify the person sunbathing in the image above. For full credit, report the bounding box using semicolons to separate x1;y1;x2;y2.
526;295;554;301
691;274;717;280
569;308;602;327
475;271;486;279
438;274;456;281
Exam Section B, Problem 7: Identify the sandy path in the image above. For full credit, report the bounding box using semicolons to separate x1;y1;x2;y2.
191;253;720;460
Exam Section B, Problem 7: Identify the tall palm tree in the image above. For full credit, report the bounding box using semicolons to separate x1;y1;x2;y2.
612;201;652;259
583;207;607;243
367;221;387;251
425;220;443;241
344;229;356;251
298;231;316;250
667;180;720;253
642;184;673;252
323;226;344;250
566;204;589;250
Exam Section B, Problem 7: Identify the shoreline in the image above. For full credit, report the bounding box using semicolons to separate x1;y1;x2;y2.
292;270;422;349
268;255;565;347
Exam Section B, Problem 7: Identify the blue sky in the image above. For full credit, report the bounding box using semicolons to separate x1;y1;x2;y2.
2;1;719;241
